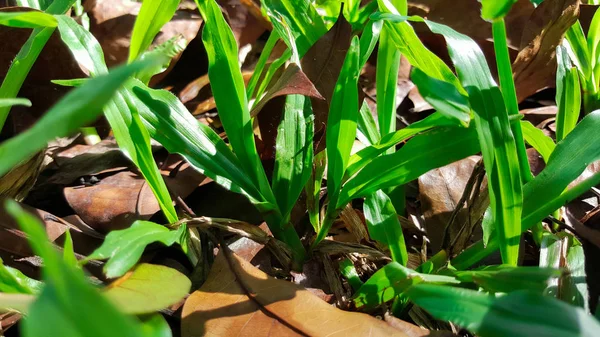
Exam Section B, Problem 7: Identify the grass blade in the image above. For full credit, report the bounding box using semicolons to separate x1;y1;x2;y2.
0;11;57;28
128;0;179;62
357;101;380;146
363;190;408;265
520;120;556;163
0;57;160;177
556;44;581;142
480;0;517;21
0;98;31;108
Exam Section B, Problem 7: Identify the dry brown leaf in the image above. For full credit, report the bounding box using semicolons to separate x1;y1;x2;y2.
181;251;409;337
513;0;579;101
418;156;485;253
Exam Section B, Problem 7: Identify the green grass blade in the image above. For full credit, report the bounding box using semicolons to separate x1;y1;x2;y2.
6;201;147;337
0;98;31;108
452;265;561;293
346;112;454;177
589;7;600;91
196;0;272;201
272;94;314;219
246;30;280;100
357;101;380;146
135;37;186;84
406;284;600;337
565;22;591;85
556;44;582;142
0;57;160;177
57;15;177;223
340;126;480;206
358;20;382;68
376;27;401;138
415;17;523;266
128;0;179;62
410;68;471;126
314;36;361;245
480;0;517;21
305;150;326;232
520;120;556;163
0;11;57;28
364;190;408;265
492;18;532;182
16;0;51;10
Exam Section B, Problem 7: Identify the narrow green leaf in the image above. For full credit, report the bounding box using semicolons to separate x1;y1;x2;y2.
16;0;51;10
272;94;314;219
0;257;42;294
354;262;459;309
87;221;187;279
5;200;147;337
104;263;190;314
339;259;363;292
410;67;471;126
406;284;600;337
0;11;57;28
480;0;518;21
135;36;186;84
520;120;556;163
452;265;562;293
340;126;480;206
246;31;280;99
62;229;77;269
376;26;401;137
0;98;31;108
128;0;179;62
556;44;581;142
565;22;591;84
55;15;108;76
358;19;382;68
0;57;159;177
364;190;408;265
589;7;600;91
356;101;380;146
306;150;326;232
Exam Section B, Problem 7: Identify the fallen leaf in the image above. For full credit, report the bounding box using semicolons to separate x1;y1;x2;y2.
104;263;191;314
418;156;487;253
301;12;353;146
250;63;324;117
513;0;579;101
181;251;409;336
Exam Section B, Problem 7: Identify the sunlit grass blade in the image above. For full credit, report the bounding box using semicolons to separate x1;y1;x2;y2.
0;98;31;108
0;11;57;28
376;27;401;138
451;265;562;293
0;56;160;177
357;102;380;146
135;36;186;84
16;0;51;10
589;7;600;92
556;44;582;142
454;111;600;269
272;94;314;219
5;201;148;337
405;284;600;337
57;15;177;223
340;126;480;206
520;120;556;164
128;0;179;62
313;36;361;246
246;30;280;99
363;190;408;265
358;20;382;68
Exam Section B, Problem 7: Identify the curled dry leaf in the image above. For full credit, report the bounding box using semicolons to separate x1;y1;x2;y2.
513;0;579;101
181;251;410;337
418;156;487;253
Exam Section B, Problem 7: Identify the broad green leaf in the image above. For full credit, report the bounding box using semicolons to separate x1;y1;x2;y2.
0;11;57;28
0;258;42;294
87;221;187;279
6;201;147;337
520;120;556;163
452;265;562;293
354;262;459;309
414;16;523;266
272;94;314;219
356;101;380;146
364;190;408;265
128;0;179;62
0;57;160;177
340;126;480;206
555;44;581;142
130;82;260;200
197;0;273;203
57;15;178;223
480;0;518;21
104;263;190;314
346;112;454;177
410;67;471;126
406;284;600;337
0;98;31;108
315;36;361;245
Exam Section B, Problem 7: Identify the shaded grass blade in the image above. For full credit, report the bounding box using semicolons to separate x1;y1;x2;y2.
364;190;408;265
556;44;581;142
